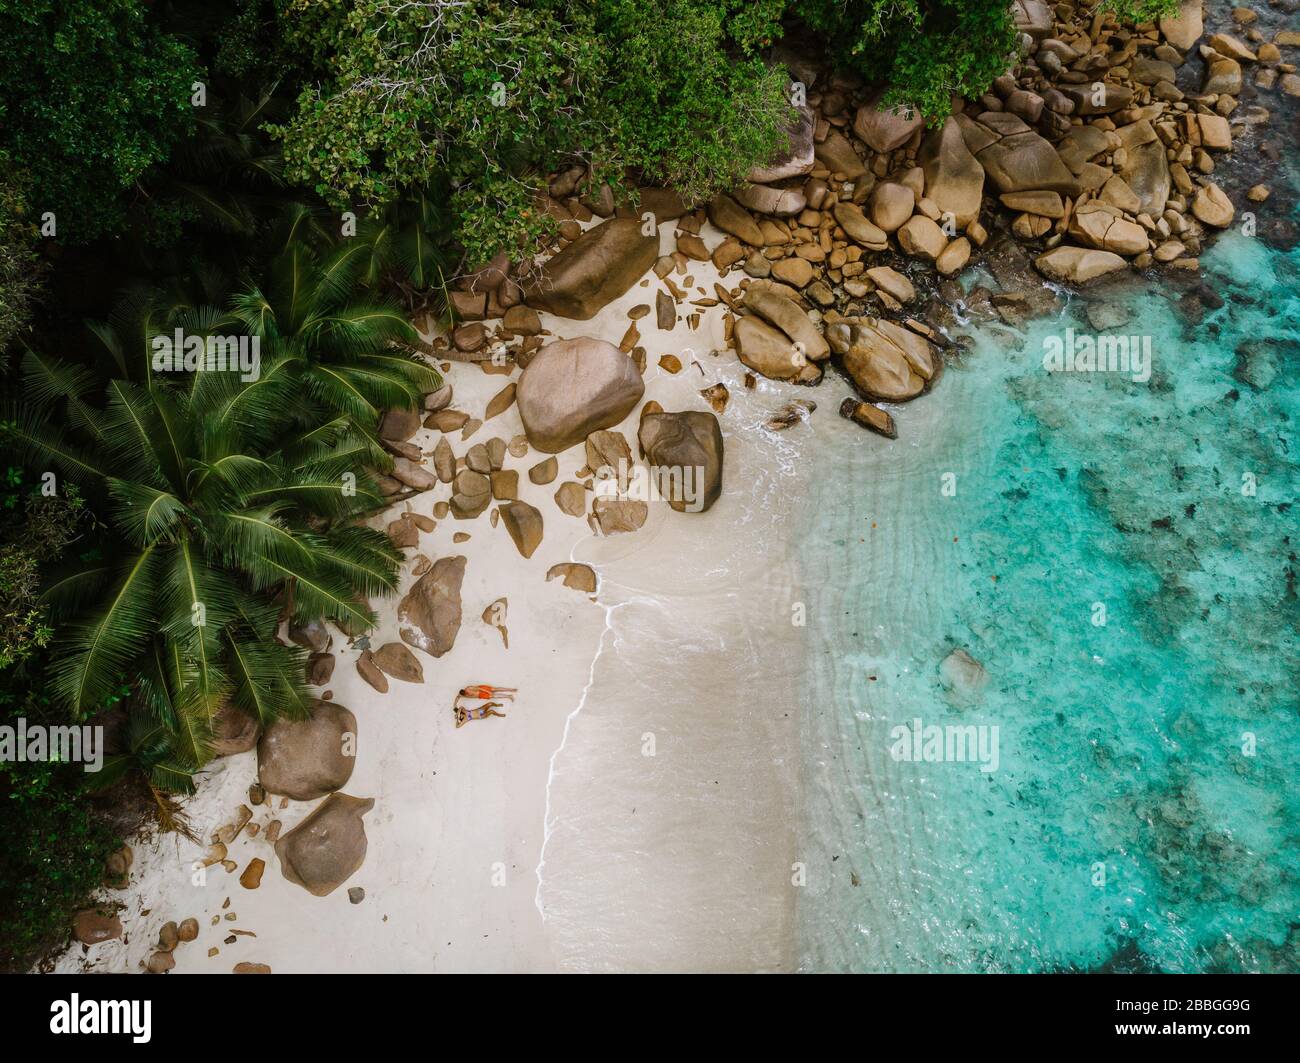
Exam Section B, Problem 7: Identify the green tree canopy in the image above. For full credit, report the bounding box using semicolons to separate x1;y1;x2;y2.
0;0;201;243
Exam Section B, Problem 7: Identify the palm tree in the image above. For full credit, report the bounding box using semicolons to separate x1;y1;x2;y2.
2;339;403;778
348;186;458;313
227;206;442;431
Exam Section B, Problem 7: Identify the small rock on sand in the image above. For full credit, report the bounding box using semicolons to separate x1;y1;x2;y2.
546;563;598;593
239;858;266;890
371;642;425;683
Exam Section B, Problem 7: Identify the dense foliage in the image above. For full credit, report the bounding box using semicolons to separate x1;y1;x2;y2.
272;0;794;265
2;241;428;766
0;461;116;973
0;0;201;243
0;154;40;354
794;0;1017;121
0;755;120;971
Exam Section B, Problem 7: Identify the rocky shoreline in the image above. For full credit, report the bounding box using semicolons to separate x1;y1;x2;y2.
56;0;1295;974
419;0;1292;444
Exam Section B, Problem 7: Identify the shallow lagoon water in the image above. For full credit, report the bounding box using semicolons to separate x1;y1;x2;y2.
796;231;1299;972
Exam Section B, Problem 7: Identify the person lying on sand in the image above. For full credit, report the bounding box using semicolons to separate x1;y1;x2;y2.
459;684;517;700
454;701;508;728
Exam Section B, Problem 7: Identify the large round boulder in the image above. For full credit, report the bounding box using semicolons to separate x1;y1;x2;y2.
840;320;937;402
522;218;658;319
257;700;357;801
275;793;374;897
637;411;724;514
516;338;644;453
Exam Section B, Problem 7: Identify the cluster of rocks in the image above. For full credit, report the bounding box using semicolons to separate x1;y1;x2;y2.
70;900;206;975
249;701;374;898
419;1;1286;441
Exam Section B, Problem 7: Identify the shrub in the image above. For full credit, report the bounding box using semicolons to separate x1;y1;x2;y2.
271;0;794;266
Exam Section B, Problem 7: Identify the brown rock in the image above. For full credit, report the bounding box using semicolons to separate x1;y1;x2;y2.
747;105;816;184
637;411;724;513
379;408;423;443
897;216;948;261
1160;0;1203;51
1192;183;1234;227
502;305;541;335
146;951;175;974
491;469;519;500
523;219;658;319
257;700;358;800
706;195;764;246
869;182;915;233
591;499;648;535
306;652;335;686
516;338;644;453
813;130;867;179
398;556;465;658
546;563;598;593
432;437;455;483
501;501;543;558
387;515;419;548
1034;246;1128;284
656;290;676;330
211;701;260;756
841;320;938;402
450;469;491;519
484;383;516;421
390;456;437;492
734;316;807;381
239;858;266;890
854;92;923;152
426;409;470;433
275;793;374;897
72;908;122;945
833;202;889;248
865;266;915;305
529;456;559;484
919;117;985;229
1069;204;1148;256
964;114;1076;195
372;642;424;683
358;654;389;693
742;288;829;361
839;397;898;439
771;257;815;288
936;237;972;276
554;482;587;517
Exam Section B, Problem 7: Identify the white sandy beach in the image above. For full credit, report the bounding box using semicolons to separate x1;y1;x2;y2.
54;218;820;974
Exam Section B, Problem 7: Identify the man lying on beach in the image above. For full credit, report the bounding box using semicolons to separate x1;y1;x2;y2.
459;684;517;700
454;700;508;729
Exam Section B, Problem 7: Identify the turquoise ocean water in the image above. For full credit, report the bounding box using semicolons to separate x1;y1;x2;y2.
795;230;1299;972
